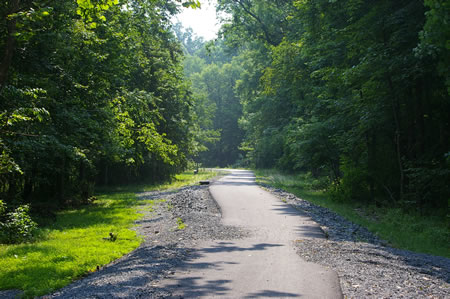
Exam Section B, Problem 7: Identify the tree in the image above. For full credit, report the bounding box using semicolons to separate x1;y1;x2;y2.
176;26;245;167
217;0;450;213
0;0;197;210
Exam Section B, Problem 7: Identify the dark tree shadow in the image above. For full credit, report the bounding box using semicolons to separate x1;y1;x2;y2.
244;290;302;298
47;240;292;298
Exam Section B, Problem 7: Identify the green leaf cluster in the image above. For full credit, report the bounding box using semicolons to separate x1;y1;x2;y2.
0;200;37;244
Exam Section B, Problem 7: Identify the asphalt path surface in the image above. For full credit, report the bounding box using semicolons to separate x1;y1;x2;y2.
160;169;342;298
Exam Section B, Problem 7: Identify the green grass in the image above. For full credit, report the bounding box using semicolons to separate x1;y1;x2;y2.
96;169;222;193
255;169;450;258
0;169;219;297
176;217;186;230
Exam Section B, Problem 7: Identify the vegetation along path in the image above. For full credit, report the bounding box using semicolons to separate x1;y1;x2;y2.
44;170;341;298
41;169;449;298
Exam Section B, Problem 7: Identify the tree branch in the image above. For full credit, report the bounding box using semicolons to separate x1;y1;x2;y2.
235;0;278;46
0;130;40;137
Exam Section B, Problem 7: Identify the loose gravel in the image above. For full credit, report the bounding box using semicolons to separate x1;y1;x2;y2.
44;183;247;299
262;184;450;299
3;177;448;298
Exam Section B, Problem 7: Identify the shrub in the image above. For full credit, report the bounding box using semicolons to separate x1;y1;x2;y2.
0;200;37;244
328;158;369;202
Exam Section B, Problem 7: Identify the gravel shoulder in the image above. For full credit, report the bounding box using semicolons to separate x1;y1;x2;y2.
262;185;450;298
45;181;247;298
4;173;448;298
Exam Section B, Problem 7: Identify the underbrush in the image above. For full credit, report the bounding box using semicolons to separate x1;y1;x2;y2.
0;170;219;297
255;169;449;258
95;169;221;193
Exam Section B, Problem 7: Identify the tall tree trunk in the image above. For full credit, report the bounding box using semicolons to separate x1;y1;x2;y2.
381;18;405;203
56;156;66;206
23;171;33;203
416;79;425;157
360;89;376;203
366;131;376;203
387;76;405;202
79;160;87;200
104;163;109;186
0;0;20;91
7;173;18;203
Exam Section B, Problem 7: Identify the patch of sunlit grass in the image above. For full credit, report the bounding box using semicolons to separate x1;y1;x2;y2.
0;191;143;297
0;170;222;297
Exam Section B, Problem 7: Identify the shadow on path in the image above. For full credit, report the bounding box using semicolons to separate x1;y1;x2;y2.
244;290;302;298
268;186;450;286
151;242;290;298
49;240;287;298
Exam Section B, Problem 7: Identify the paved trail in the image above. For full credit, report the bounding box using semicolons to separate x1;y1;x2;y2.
160;170;342;298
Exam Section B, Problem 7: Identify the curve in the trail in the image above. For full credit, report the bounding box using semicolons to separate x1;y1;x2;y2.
160;169;342;298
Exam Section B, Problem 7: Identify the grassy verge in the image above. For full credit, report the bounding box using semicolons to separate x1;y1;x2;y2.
255;169;449;258
96;169;222;193
0;170;219;297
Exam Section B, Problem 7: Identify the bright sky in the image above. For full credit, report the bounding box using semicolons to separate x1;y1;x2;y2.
173;0;221;40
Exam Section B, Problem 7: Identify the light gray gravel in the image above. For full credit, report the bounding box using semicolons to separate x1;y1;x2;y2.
44;183;247;299
3;176;448;298
261;184;450;299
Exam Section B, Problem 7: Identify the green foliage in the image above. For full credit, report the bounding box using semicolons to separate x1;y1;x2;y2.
217;0;450;215
419;0;450;94
376;208;449;257
76;0;119;26
0;0;197;209
404;161;450;213
328;158;369;203
176;217;186;230
95;169;221;193
0;200;5;215
217;0;291;46
180;0;201;9
0;201;37;244
177;30;245;167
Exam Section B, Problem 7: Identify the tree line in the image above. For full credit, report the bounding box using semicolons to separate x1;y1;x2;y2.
0;0;202;212
174;26;244;168
1;0;449;218
186;0;449;214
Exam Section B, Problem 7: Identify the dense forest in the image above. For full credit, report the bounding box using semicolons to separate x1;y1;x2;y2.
1;0;449;219
181;0;449;215
0;0;203;212
174;28;244;167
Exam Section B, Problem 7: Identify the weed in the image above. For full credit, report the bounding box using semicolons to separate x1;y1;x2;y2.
0;201;37;244
176;218;186;230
